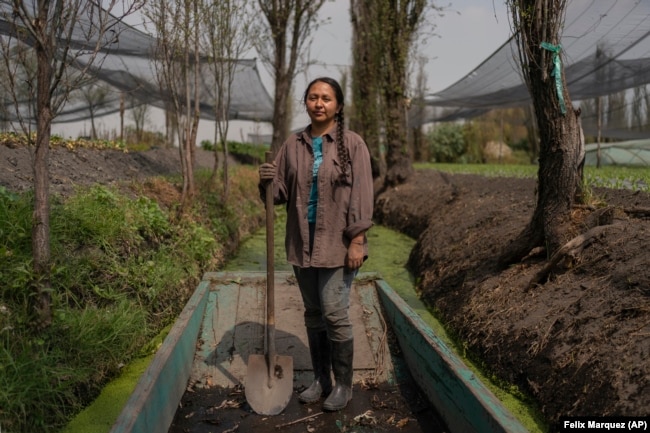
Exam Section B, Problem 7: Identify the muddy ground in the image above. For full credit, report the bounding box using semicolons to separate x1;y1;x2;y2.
169;379;445;433
1;145;648;431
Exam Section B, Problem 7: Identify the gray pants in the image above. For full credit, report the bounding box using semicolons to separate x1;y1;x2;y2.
293;265;356;342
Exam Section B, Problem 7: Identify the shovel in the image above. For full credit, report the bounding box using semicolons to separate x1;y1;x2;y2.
245;151;293;415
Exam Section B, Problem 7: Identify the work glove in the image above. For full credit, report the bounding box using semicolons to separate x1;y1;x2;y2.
259;162;276;185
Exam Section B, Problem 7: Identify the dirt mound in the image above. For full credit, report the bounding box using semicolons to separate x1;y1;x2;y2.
374;170;650;428
0;145;217;197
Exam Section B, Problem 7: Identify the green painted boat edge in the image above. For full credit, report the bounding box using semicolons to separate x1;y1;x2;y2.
109;279;211;433
372;275;529;433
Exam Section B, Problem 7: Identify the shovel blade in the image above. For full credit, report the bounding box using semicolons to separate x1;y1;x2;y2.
245;353;294;415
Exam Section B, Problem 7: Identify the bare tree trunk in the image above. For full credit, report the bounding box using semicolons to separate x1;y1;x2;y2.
270;67;291;154
500;0;582;265
411;58;427;162
120;92;125;143
383;94;413;187
212;127;220;179
189;0;200;179
179;0;196;208
90;111;97;139
525;104;539;163
33;33;53;327
596;96;602;168
256;0;326;155
222;142;230;201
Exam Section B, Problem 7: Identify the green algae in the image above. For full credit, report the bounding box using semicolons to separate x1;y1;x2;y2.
62;356;152;433
63;326;170;433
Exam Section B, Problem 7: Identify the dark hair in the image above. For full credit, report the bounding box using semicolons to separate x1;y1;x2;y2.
303;77;350;177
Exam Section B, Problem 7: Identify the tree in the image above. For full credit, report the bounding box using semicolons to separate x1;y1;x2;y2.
524;104;540;164
379;0;427;188
129;96;150;143
501;0;584;265
77;80;110;139
0;0;143;327
410;56;428;162
350;0;384;179
350;0;432;190
146;0;202;208
255;0;326;154
201;0;255;201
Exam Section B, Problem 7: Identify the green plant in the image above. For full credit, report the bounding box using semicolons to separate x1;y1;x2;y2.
0;168;266;432
426;123;467;163
228;141;269;163
0;190;36;308
416;162;650;193
415;162;539;178
200;139;215;151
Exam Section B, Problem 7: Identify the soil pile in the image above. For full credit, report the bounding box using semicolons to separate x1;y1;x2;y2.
374;170;650;427
0;145;216;197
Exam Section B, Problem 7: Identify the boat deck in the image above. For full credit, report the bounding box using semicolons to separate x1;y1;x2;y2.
188;271;392;389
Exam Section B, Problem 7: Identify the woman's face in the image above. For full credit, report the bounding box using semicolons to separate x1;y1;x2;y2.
305;81;340;128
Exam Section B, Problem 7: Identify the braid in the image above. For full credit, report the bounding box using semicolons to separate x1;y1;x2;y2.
336;110;350;178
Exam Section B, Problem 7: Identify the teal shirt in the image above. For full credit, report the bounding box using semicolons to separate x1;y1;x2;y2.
307;136;323;223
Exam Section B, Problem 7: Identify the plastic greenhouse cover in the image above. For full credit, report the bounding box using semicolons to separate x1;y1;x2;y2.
0;0;274;124
584;139;650;166
425;0;650;140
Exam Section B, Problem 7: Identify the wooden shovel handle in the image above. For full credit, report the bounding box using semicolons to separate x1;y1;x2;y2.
265;151;277;373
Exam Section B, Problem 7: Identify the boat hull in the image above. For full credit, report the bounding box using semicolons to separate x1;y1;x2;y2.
110;271;528;433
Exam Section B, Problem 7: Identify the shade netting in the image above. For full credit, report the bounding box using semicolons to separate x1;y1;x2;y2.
425;0;650;140
0;0;273;125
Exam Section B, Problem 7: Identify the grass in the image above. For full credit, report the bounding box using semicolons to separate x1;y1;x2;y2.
0;165;264;433
416;161;650;192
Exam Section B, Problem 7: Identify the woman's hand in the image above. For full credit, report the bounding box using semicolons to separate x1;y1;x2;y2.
259;162;276;184
346;241;364;270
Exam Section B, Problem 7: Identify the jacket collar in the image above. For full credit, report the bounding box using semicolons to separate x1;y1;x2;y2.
300;123;337;144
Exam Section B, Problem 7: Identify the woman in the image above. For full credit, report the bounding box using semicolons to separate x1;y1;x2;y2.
258;77;374;411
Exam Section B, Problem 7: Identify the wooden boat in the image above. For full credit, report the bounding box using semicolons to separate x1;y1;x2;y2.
109;271;529;433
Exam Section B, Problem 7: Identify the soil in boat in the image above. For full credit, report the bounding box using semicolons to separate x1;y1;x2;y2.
168;381;444;433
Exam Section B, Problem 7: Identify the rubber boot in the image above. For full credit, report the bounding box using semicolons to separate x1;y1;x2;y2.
322;339;353;411
299;330;332;403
